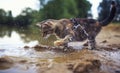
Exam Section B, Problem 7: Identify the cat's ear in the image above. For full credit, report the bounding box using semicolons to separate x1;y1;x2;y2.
36;22;42;28
36;20;47;27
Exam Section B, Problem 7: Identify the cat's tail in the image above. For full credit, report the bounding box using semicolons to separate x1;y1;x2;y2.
99;1;116;26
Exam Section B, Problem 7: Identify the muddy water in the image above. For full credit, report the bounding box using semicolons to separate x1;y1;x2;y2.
0;26;59;73
0;25;120;73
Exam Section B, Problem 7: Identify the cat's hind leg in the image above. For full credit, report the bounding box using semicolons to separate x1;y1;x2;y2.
88;36;96;50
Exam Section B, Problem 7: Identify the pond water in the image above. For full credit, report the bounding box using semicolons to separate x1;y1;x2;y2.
0;31;38;49
0;26;59;58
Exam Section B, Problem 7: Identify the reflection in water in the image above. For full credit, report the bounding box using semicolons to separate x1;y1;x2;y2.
0;30;38;57
0;26;56;47
0;31;38;49
0;26;58;58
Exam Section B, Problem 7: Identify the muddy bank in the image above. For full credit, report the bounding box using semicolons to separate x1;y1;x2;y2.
0;48;120;73
0;56;14;70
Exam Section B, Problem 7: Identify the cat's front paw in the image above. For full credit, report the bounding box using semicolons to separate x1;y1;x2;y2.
54;39;65;46
88;45;96;50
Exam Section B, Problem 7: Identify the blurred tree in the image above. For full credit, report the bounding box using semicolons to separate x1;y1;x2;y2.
0;9;14;25
39;0;91;21
0;9;6;24
75;0;91;18
14;8;39;27
6;11;14;25
98;0;120;22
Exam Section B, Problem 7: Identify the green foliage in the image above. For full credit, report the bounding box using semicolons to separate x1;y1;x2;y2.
14;8;39;27
75;0;91;17
0;9;14;25
0;8;40;27
0;9;7;24
6;11;14;25
0;0;92;27
15;8;33;27
39;0;91;21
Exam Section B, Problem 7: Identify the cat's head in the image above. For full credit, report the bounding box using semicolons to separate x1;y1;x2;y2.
36;19;56;39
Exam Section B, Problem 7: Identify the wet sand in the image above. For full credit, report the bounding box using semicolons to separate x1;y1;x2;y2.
0;24;120;73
